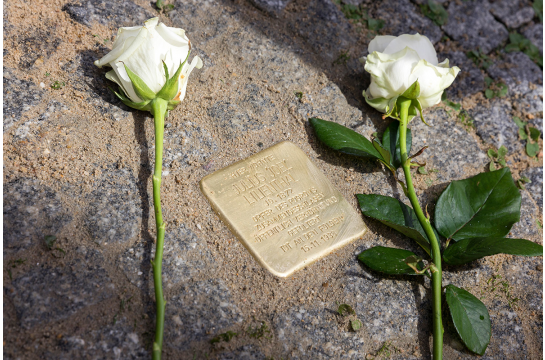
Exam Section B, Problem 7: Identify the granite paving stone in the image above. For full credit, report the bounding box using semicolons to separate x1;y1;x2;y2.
487;51;543;88
225;27;313;88
440;51;485;101
3;68;44;133
14;101;68;140
505;255;543;353
217;345;267;360
3;178;72;253
157;120;217;171
442;0;509;54
489;0;535;29
164;279;244;351
61;52;132;122
52;318;148;359
85;168;141;245
274;305;366;359
521;166;543;210
168;0;231;46
2;0;543;358
510;189;542;239
344;262;424;344
62;0;154;27
16;28;62;69
370;0;442;44
409;108;489;182
6;247;115;330
293;83;370;133
207;84;279;139
293;0;355;62
511;83;544;119
470;99;524;153
118;224;216;290
522;23;544;53
248;0;292;16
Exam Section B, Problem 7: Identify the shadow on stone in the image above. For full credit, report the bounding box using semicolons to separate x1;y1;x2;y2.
132;110;156;320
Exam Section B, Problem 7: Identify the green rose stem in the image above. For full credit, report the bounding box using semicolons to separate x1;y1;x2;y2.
150;97;168;360
398;98;443;360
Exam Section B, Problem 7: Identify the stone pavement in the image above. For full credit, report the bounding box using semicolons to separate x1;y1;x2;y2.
3;0;543;359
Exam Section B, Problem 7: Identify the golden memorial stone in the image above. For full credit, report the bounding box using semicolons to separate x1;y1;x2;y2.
200;141;367;277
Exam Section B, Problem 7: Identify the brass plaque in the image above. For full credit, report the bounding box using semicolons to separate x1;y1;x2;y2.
200;141;367;277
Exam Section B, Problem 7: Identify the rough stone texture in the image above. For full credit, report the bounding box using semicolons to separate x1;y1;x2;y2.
118;224;215;290
3;178;72;253
3;68;43;133
218;345;267;360
274;305;366;359
410;108;489;182
487;51;543;88
505;255;543;356
14;101;68;140
225;26;312;88
292;0;356;62
344;264;423;345
164;279;244;351
157;121;217;171
168;1;231;47
521;166;543;210
85;168;141;245
470;100;524;153
522;23;543;54
6;248;115;330
3;0;543;358
208;84;279;139
16;27;62;69
248;0;292;16
370;0;442;44
61;51;132;122
490;0;535;29
62;0;154;27
510;189;541;239
443;1;509;54
293;83;369;132
441;51;485;101
511;83;544;119
52;318;148;359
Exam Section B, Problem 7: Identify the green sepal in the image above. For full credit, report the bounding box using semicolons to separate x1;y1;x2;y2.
365;96;390;112
364;94;399;119
167;100;181;110
112;86;152;111
401;80;420;100
366;94;420;122
412;99;430;126
157;51;190;101
384;96;399;118
124;63;157;101
162;61;169;80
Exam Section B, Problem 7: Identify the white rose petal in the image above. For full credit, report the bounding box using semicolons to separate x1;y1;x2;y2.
368;35;396;54
94;17;201;104
364;33;460;114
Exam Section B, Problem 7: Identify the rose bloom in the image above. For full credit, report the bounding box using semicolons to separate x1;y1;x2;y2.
363;34;460;113
94;17;202;103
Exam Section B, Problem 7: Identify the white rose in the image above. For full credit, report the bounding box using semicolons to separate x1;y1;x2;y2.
363;34;460;115
94;17;203;104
